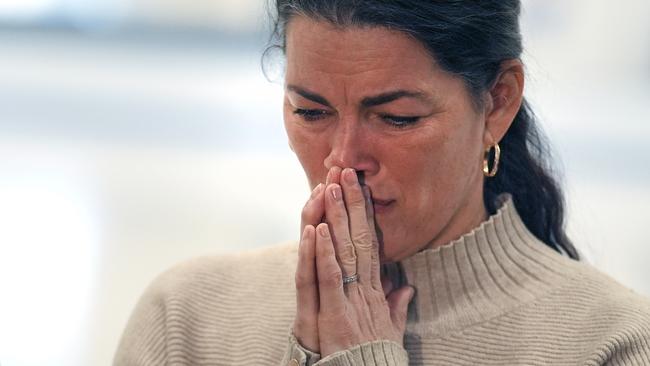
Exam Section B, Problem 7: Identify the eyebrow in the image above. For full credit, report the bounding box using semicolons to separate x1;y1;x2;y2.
361;90;427;108
286;84;428;108
286;85;333;108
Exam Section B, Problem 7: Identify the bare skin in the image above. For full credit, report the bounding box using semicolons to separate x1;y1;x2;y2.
286;17;524;357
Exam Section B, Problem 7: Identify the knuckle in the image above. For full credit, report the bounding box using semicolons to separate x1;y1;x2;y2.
295;272;314;290
320;270;343;288
338;243;357;262
341;260;357;269
301;204;314;221
339;254;357;267
347;194;366;209
351;231;373;247
294;314;315;330
340;259;357;270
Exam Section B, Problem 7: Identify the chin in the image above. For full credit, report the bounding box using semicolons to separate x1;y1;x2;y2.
378;226;434;263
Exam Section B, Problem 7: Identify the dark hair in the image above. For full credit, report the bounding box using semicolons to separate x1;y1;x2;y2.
266;0;579;260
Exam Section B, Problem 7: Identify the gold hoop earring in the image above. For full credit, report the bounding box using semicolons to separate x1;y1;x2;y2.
483;143;500;177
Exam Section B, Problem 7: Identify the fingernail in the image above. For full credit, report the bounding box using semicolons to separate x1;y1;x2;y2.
326;166;341;184
318;224;329;237
331;185;342;201
344;168;357;185
311;183;323;198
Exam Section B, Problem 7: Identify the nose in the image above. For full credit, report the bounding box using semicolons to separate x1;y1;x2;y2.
323;117;378;174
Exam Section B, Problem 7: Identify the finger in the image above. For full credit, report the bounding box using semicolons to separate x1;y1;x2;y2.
319;166;341;234
301;183;325;235
324;183;357;279
341;168;373;287
326;166;342;186
294;225;320;352
387;286;415;335
315;223;346;315
363;186;382;291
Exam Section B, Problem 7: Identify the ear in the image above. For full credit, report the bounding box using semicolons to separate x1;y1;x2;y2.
483;59;524;146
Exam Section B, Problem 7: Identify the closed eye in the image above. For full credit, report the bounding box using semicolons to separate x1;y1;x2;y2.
293;108;330;122
380;114;421;128
293;108;420;128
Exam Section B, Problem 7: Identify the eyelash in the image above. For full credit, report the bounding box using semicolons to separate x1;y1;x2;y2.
380;114;420;128
293;108;329;122
292;109;420;128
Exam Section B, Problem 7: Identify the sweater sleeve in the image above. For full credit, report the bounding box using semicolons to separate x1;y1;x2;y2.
602;331;650;366
314;340;409;366
112;278;169;366
280;332;322;366
281;332;409;366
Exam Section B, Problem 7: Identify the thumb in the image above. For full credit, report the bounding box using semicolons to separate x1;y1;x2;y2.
387;286;415;332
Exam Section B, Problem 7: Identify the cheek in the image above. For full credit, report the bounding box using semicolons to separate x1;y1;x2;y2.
424;131;480;197
392;120;483;228
403;141;453;213
284;119;329;187
381;128;449;211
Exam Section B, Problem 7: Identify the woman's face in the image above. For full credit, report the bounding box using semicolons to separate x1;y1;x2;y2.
283;17;492;262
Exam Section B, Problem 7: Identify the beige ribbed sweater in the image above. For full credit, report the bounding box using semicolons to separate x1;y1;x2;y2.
114;195;650;365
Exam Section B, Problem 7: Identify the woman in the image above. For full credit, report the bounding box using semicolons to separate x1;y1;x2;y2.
114;1;650;365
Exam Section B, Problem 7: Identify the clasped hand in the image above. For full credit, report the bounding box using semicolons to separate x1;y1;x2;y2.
293;166;414;357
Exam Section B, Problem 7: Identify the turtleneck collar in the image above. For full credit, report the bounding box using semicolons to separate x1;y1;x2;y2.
382;194;577;337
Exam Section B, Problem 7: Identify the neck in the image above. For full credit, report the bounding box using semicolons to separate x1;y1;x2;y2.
381;193;575;337
423;186;488;252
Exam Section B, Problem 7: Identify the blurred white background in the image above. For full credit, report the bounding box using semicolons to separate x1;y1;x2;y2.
0;1;648;365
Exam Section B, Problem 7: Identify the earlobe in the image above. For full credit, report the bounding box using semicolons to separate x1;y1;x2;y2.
483;129;496;147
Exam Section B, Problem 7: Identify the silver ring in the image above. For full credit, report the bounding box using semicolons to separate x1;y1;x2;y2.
342;273;359;285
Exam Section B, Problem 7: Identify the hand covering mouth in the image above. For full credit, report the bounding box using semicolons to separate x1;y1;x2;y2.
355;171;394;207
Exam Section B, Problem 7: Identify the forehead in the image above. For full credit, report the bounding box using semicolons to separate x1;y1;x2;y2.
284;16;441;90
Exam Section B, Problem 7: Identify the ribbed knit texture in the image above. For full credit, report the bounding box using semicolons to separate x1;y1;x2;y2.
114;194;650;365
